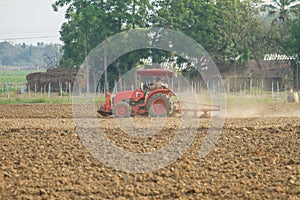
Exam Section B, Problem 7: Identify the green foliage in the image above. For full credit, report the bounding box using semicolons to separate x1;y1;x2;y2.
260;0;300;23
285;14;300;89
152;0;267;68
53;0;153;69
287;15;300;54
51;0;300;88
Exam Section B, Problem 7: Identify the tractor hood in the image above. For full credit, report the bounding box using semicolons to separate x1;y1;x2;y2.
113;89;144;104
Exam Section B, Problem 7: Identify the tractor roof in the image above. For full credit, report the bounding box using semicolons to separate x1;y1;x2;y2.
137;68;175;77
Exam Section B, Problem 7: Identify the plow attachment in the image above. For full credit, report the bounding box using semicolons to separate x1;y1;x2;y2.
178;101;220;118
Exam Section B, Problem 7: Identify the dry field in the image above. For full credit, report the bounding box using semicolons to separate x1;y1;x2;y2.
0;102;299;199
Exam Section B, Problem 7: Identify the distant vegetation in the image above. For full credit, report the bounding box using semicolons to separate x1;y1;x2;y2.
0;42;61;68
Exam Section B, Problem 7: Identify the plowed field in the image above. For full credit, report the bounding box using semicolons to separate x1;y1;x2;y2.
1;103;299;199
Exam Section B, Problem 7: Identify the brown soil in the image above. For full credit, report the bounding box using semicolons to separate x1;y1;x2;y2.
0;103;299;199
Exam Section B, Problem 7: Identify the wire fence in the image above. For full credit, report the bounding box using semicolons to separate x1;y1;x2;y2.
0;82;72;99
0;78;293;100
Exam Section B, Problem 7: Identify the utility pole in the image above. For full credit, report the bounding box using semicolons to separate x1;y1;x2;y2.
84;33;90;94
297;61;299;90
104;36;108;93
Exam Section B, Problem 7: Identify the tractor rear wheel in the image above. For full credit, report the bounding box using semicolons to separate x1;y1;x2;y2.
113;102;131;118
147;93;171;117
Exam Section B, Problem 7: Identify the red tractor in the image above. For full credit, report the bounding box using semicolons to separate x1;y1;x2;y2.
97;68;180;118
97;68;220;118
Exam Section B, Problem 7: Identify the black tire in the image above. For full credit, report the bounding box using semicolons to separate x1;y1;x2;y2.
147;93;171;117
113;102;131;118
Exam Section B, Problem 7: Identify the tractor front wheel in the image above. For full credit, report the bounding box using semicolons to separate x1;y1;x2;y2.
113;102;131;118
147;93;171;117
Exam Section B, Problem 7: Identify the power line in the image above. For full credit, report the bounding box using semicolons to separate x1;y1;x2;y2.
0;35;58;40
0;30;58;35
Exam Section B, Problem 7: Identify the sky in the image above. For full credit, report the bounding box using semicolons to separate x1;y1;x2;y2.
0;0;67;45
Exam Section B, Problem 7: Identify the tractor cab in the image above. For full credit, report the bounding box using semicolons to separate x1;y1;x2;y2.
138;68;174;90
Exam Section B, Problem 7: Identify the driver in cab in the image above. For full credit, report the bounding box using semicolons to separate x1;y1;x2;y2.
147;77;168;91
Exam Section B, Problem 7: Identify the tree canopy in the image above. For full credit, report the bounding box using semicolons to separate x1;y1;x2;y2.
52;0;300;88
260;0;300;23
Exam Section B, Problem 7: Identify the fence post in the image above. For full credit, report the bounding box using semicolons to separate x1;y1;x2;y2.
69;82;71;97
277;81;279;97
98;82;101;95
206;82;209;93
240;84;242;94
20;84;24;97
191;81;194;95
261;80;264;94
66;81;68;93
172;79;174;91
48;83;51;98
199;80;202;94
58;81;61;97
123;80;126;90
250;78;253;96
177;79;180;93
60;81;63;97
227;82;229;94
285;84;286;93
34;83;37;96
256;79;259;96
5;83;8;98
272;81;274;99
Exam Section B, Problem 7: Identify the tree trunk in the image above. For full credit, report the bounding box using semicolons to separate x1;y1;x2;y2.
104;37;108;92
248;43;265;83
117;63;123;91
292;60;299;90
132;0;136;29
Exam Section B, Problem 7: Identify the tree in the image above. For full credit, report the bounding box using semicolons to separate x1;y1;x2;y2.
260;0;300;23
258;0;300;89
285;15;300;89
53;0;154;90
53;0;117;68
53;0;298;91
152;0;267;69
151;0;222;70
53;0;154;68
289;16;300;53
